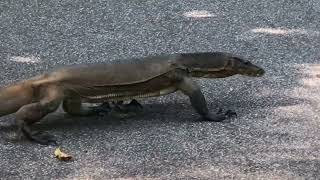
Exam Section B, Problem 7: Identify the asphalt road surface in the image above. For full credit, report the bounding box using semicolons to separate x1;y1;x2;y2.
1;0;320;179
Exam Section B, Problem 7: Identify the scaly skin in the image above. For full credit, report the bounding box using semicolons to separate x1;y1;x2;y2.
0;52;265;145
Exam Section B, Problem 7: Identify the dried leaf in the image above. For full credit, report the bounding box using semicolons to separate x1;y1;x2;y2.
54;147;72;161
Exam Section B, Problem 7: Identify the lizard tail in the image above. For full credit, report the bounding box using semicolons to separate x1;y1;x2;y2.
0;82;34;117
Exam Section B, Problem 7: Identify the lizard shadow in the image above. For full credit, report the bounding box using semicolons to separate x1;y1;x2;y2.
32;102;186;131
32;93;304;133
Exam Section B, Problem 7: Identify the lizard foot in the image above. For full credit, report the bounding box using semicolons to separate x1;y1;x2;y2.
91;102;112;116
123;99;143;112
203;113;227;122
203;109;237;122
28;131;58;146
20;123;57;145
224;110;237;118
110;100;143;119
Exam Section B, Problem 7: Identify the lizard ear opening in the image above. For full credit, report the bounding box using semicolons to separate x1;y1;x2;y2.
233;57;243;61
225;58;233;69
243;61;251;65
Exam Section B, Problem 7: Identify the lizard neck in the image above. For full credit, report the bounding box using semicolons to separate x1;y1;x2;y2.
176;53;228;78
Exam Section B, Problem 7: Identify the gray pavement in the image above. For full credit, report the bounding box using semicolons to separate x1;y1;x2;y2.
0;0;320;179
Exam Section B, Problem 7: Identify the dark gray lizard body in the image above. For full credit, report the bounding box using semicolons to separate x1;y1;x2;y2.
0;52;265;145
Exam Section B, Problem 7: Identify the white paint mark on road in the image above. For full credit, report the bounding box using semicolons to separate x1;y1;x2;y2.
251;28;320;36
183;10;216;18
9;56;41;63
236;28;320;40
300;64;320;88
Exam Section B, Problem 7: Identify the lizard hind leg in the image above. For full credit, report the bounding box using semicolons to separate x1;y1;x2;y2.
63;95;112;116
18;121;57;145
15;85;63;145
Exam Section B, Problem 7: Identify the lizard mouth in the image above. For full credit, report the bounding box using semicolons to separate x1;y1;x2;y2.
255;69;265;77
244;68;265;77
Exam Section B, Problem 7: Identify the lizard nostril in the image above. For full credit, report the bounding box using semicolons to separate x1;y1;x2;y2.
258;69;265;76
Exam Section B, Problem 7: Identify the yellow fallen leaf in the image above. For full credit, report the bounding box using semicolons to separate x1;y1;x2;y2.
54;147;72;161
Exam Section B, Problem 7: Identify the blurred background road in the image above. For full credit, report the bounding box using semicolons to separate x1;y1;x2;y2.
0;0;320;179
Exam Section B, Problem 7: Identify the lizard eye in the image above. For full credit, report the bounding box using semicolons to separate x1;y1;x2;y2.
243;61;251;65
233;57;243;61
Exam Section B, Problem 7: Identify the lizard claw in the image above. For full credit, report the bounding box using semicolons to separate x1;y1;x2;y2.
28;131;58;146
202;109;237;122
125;99;143;111
216;107;223;114
129;99;143;109
19;122;58;146
91;102;111;116
109;100;143;119
203;113;226;122
225;110;237;118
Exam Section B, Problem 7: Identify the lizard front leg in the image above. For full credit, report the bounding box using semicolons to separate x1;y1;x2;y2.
177;77;235;122
15;85;63;145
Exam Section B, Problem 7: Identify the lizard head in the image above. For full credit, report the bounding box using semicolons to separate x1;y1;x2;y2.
180;52;265;78
224;56;265;77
